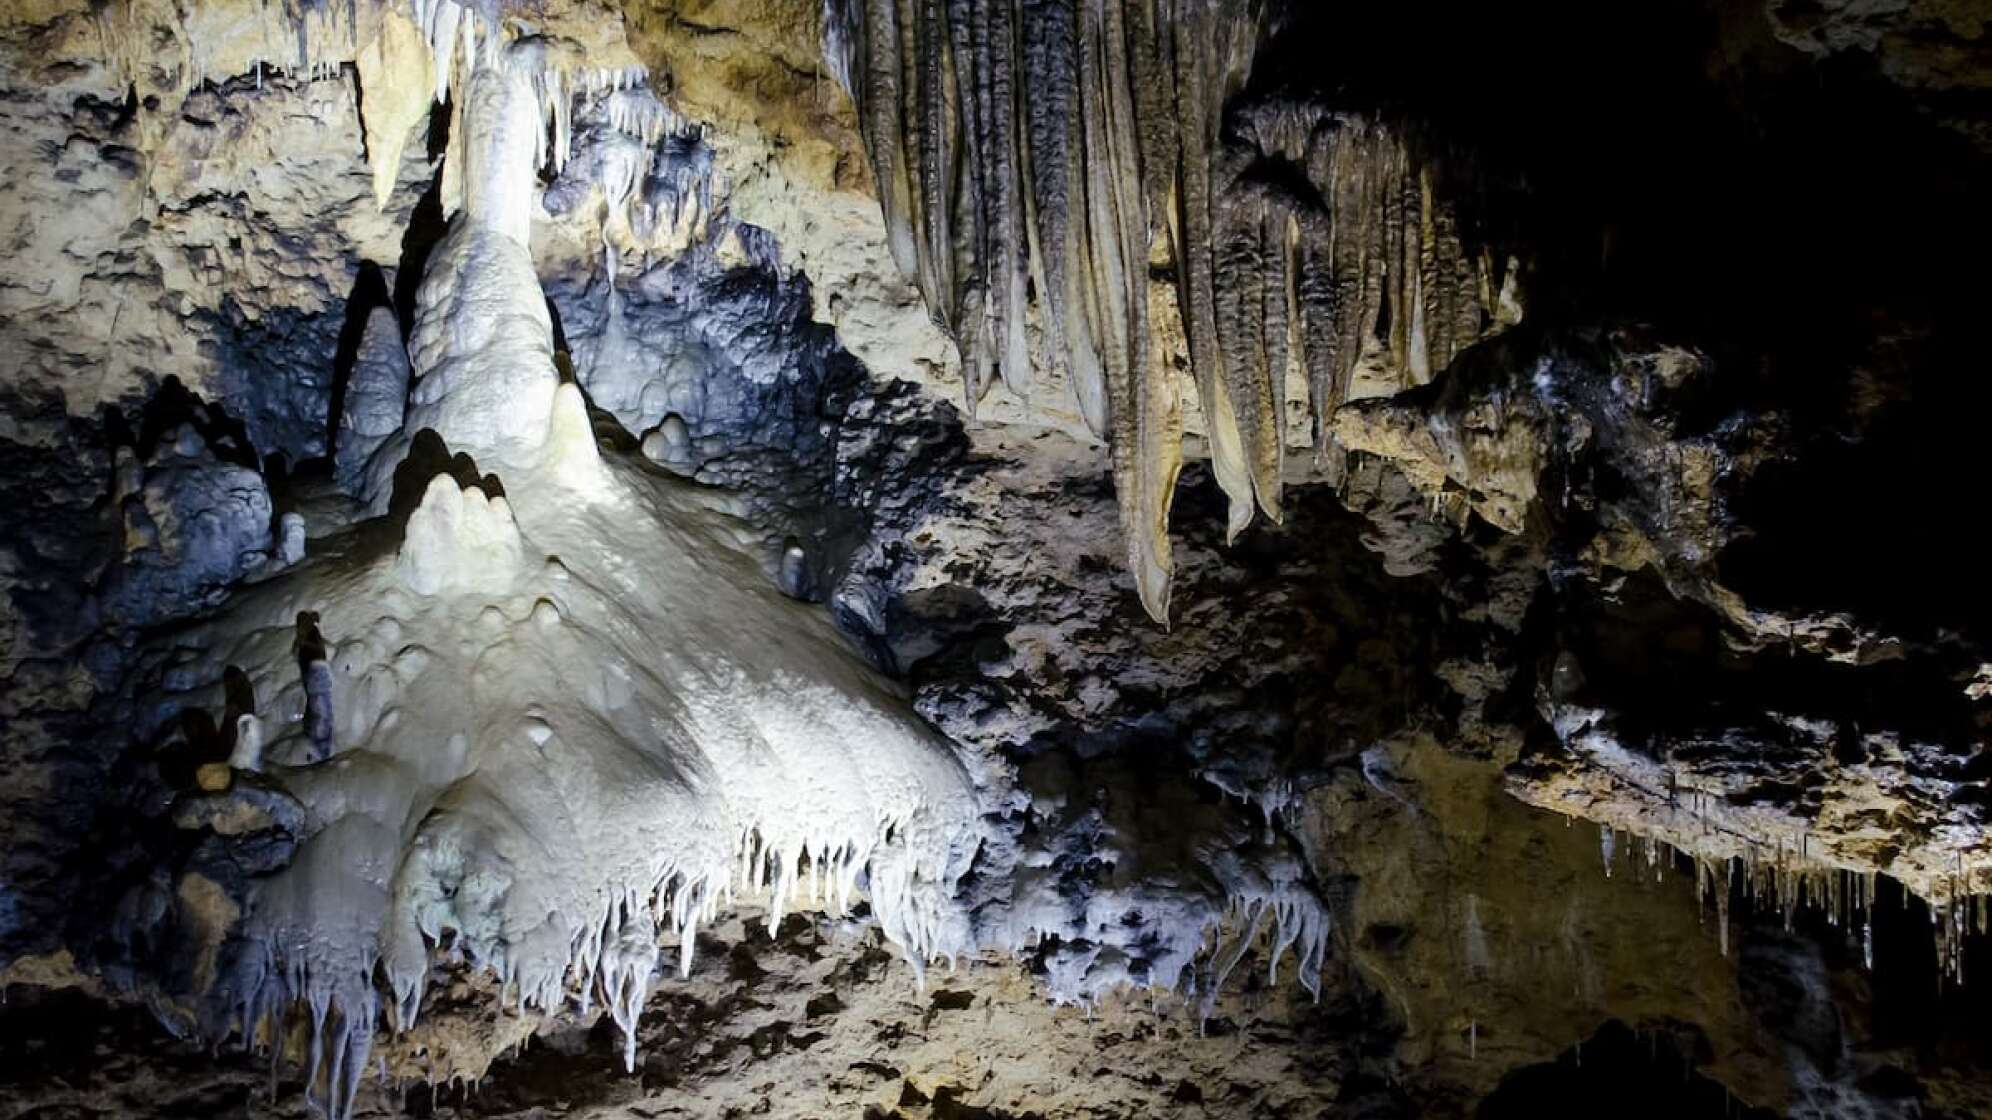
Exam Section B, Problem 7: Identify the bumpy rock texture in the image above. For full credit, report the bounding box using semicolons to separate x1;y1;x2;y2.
4;0;1992;1119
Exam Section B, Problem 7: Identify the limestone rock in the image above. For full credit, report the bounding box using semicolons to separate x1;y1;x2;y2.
333;306;413;495
99;424;273;628
192;762;232;792
354;8;436;210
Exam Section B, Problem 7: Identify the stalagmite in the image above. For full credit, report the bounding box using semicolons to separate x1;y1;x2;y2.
228;713;266;773
334;306;413;495
277;512;307;566
124;26;982;1120
641;414;695;472
298;613;335;762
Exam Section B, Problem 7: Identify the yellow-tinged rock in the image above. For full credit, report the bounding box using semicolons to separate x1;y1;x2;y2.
174;872;241;995
194;761;233;792
357;9;436;210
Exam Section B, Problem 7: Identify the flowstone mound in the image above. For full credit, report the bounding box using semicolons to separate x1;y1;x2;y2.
131;34;982;1119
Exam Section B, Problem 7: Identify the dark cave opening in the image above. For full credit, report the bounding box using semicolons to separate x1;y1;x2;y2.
1477;1019;1776;1120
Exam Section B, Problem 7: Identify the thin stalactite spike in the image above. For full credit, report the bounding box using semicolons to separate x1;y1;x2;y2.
986;0;1030;400
1260;203;1296;518
915;0;955;329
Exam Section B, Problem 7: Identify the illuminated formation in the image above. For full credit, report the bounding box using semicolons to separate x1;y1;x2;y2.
103;19;1329;1117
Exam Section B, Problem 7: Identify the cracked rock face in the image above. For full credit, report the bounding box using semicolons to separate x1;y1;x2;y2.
4;1;1992;1119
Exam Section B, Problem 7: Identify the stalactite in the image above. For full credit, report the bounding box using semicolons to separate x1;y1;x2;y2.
949;0;992;403
1212;160;1280;520
866;0;919;279
1383;146;1413;379
1019;0;1091;429
1074;0;1129;447
915;0;952;330
821;0;1519;621
1167;0;1256;548
991;0;1034;398
1098;0;1179;622
1261;204;1296;498
1115;4;1186;620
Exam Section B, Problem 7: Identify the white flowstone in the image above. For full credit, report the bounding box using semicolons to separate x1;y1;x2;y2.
276;512;307;566
168;33;981;1120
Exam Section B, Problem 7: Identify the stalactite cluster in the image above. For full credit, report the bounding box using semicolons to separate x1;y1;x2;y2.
822;0;1521;621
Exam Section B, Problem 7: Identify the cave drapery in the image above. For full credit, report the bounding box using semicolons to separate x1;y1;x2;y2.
822;0;1520;621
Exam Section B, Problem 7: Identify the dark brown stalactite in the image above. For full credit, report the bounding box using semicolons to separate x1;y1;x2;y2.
915;0;953;332
1261;204;1294;508
1019;0;1090;430
1384;150;1412;379
862;0;916;280
1295;202;1338;458
952;0;995;406
985;0;1029;399
1417;171;1446;380
1357;127;1389;401
1126;0;1177;219
1075;0;1128;449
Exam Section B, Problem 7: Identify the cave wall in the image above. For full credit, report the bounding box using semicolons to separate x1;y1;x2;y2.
2;1;1991;1118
